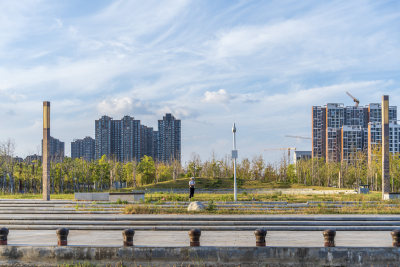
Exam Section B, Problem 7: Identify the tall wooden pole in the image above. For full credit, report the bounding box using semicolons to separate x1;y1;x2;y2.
43;101;50;201
382;95;390;200
232;123;237;202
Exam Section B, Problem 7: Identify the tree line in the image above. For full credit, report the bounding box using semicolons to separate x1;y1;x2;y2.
1;140;399;194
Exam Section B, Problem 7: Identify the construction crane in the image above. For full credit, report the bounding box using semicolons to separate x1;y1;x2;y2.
285;135;311;140
264;147;296;165
346;91;360;107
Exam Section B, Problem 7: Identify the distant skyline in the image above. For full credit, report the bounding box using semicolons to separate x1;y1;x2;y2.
0;0;399;163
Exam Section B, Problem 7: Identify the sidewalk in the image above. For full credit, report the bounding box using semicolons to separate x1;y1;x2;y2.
7;230;393;247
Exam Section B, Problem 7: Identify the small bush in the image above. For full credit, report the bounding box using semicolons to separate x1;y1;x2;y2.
206;200;216;211
116;198;128;205
58;263;97;267
124;204;158;214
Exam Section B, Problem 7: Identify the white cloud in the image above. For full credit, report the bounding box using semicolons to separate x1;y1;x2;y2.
97;97;133;117
0;0;399;163
203;89;232;104
213;20;309;59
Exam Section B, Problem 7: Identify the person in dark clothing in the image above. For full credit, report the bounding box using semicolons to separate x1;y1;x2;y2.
189;177;195;199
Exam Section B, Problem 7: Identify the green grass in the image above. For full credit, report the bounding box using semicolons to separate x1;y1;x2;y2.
143;191;382;203
0;190;376;203
0;193;74;199
121;191;395;215
124;195;400;215
127;177;350;190
123;203;400;215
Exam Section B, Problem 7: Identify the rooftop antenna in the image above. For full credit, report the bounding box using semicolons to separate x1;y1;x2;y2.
346;91;360;107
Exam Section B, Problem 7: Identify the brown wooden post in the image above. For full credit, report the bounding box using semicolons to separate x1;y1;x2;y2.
43;101;50;201
382;95;390;200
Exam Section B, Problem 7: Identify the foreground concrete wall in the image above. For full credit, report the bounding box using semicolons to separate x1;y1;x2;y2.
0;246;400;267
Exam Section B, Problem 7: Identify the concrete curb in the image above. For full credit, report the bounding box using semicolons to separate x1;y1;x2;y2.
0;246;397;266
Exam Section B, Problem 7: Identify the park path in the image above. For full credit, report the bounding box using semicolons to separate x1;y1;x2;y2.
0;199;398;247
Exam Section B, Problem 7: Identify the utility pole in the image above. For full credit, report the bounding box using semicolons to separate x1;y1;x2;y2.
232;123;238;202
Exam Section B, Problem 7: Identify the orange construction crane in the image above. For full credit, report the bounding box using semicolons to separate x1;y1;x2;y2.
346;91;360;107
285;135;311;140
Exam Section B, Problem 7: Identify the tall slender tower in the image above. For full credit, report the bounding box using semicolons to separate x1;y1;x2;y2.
42;101;50;201
382;95;390;199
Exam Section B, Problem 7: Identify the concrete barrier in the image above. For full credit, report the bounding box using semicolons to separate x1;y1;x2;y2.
75;192;145;202
0;246;399;266
109;192;145;202
75;193;109;201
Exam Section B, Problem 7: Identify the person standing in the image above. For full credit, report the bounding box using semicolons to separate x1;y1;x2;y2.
189;177;195;200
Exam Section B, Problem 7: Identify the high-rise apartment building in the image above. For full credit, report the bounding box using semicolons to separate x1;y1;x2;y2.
312;102;398;163
120;116;141;162
158;113;181;163
368;122;400;163
71;137;95;161
340;126;364;162
153;130;160;161
140;125;155;159
93;113;181;163
95;116;112;160
312;106;326;159
41;136;64;162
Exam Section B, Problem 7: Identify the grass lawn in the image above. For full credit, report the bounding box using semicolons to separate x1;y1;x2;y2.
0;191;380;203
0;193;74;200
0;190;397;215
144;191;382;203
124;191;400;215
124;203;400;215
128;177;349;191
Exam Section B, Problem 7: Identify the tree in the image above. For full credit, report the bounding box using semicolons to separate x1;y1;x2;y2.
136;156;156;185
251;155;265;181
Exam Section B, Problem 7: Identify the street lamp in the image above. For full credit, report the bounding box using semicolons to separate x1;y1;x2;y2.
232;123;238;201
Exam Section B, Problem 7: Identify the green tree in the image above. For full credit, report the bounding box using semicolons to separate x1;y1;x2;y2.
136;156;156;185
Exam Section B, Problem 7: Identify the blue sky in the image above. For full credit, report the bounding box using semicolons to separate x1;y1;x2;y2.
0;0;400;163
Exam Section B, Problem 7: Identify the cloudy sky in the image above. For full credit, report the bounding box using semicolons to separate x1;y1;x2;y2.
0;0;399;163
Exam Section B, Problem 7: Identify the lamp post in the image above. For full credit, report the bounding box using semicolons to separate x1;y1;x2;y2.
232;123;238;202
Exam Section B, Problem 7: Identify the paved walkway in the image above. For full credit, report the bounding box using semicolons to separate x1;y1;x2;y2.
0;200;396;247
7;230;393;247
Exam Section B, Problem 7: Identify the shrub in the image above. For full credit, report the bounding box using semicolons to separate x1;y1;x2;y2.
206;200;216;212
124;204;158;214
116;198;128;204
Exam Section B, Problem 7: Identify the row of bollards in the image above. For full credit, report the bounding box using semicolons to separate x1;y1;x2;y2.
0;227;400;247
0;227;136;247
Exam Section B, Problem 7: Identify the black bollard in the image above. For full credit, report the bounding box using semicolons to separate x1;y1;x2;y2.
56;228;69;246
188;228;201;247
122;229;135;247
323;229;336;247
0;228;9;245
254;228;267;247
391;229;400;247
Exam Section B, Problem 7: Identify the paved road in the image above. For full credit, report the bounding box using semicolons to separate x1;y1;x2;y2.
6;230;393;247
